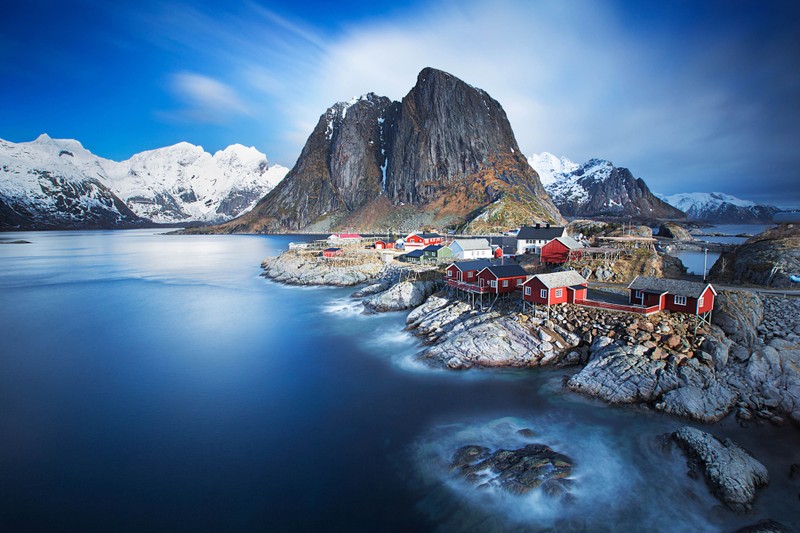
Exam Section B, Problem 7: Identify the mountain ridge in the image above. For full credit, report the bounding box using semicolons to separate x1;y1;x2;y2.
0;135;288;230
528;152;685;220
660;192;780;224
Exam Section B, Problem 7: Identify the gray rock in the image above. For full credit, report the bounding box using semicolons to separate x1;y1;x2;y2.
451;443;574;498
671;426;768;511
362;281;437;312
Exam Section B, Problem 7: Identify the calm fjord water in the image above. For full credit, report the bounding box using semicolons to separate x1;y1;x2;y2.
1;230;798;532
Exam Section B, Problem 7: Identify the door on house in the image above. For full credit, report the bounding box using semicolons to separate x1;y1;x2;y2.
635;290;644;305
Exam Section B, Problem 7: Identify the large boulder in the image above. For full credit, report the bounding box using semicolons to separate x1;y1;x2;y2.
670;427;768;511
362;280;437;312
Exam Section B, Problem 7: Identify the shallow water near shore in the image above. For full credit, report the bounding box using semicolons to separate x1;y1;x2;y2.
1;229;798;531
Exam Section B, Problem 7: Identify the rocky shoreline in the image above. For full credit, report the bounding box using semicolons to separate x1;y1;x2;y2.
262;248;800;427
263;247;799;527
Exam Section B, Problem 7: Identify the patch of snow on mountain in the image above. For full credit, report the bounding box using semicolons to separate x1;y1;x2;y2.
528;152;578;187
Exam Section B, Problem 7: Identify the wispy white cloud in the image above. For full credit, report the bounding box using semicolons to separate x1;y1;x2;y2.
163;72;252;123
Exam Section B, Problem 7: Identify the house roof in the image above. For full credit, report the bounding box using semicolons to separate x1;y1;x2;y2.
550;236;583;250
448;259;494;272
329;233;361;239
323;247;342;252
409;232;442;239
516;225;565;241
453;238;490;250
627;276;716;298
404;249;425;258
489;236;517;254
423;245;444;252
529;270;588;289
481;264;528;278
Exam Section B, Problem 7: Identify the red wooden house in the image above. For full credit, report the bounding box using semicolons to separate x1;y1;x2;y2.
627;276;716;317
476;264;528;294
522;270;589;306
540;236;584;265
374;240;396;249
404;232;443;250
322;247;343;258
445;259;494;286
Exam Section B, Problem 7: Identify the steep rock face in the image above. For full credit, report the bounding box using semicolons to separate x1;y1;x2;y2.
661;192;780;224
225;94;396;232
220;68;563;234
529;154;685;220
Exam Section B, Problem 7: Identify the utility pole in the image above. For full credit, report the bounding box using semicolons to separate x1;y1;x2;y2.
703;248;708;281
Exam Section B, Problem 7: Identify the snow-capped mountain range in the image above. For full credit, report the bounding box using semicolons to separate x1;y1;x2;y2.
528;152;683;220
0;134;288;230
658;192;780;224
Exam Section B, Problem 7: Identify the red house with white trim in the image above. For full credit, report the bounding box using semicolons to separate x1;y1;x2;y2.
540;236;584;265
323;247;344;258
522;271;588;305
404;232;443;250
476;264;528;294
445;259;494;285
627;276;716;316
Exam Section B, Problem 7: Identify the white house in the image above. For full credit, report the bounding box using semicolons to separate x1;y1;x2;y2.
515;225;567;254
449;238;493;259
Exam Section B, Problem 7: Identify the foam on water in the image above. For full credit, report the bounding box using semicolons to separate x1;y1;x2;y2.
321;297;365;317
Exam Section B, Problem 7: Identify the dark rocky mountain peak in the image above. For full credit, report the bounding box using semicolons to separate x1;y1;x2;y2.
223;67;562;234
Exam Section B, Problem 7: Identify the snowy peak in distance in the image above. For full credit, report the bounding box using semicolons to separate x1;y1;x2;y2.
527;152;578;186
0;135;289;230
528;152;684;220
660;192;780;224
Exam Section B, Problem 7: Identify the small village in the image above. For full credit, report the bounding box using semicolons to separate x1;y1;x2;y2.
300;224;717;328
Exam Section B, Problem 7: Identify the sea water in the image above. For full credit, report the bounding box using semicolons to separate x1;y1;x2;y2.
1;230;798;531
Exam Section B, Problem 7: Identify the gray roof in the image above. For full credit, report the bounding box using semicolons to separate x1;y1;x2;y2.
517;225;565;241
481;264;528;278
453;238;491;251
404;249;425;258
530;270;588;289
627;276;716;298
552;236;583;250
423;245;443;252
449;259;494;272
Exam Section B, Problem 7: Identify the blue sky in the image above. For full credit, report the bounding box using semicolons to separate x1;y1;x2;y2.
1;0;798;206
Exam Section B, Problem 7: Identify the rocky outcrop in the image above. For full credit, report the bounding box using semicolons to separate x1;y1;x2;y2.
450;443;574;499
567;336;738;422
710;225;800;288
657;222;694;241
215;68;563;234
261;250;383;286
406;296;577;369
670;427;768;511
362;281;437;312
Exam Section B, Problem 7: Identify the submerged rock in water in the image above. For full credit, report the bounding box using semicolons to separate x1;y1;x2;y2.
451;443;575;499
670;426;768;512
362;280;437;312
